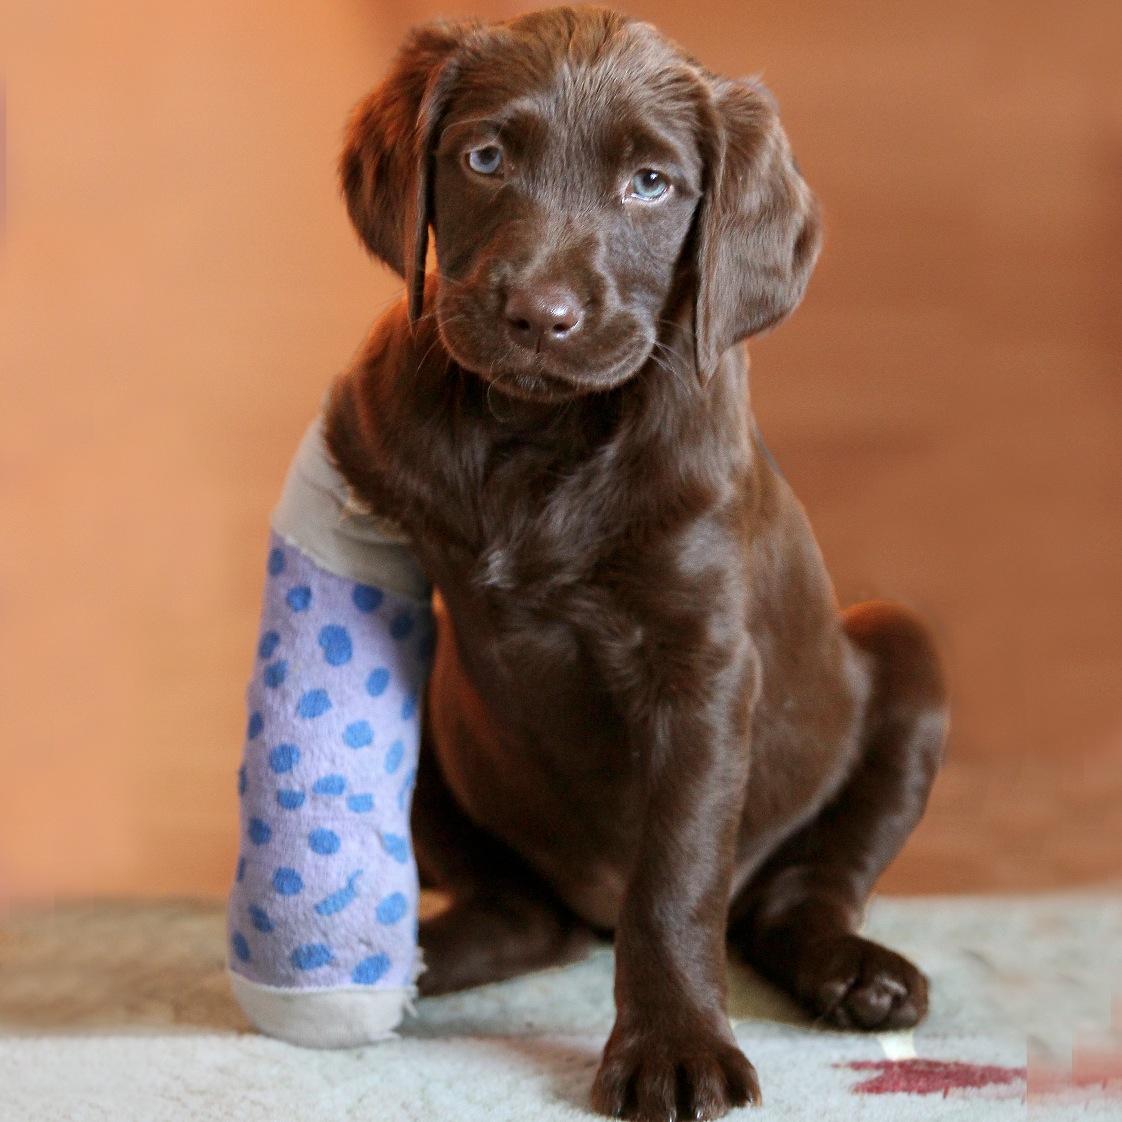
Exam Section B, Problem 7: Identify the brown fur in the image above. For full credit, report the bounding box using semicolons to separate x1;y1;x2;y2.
326;8;947;1118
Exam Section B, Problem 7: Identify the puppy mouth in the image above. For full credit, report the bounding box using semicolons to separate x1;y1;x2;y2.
436;298;650;402
477;366;589;404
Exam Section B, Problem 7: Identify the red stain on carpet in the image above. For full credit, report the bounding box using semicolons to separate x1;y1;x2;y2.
842;1059;1026;1096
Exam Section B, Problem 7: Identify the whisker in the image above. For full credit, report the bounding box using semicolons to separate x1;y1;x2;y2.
655;315;695;342
650;338;691;392
419;316;467;370
648;340;693;396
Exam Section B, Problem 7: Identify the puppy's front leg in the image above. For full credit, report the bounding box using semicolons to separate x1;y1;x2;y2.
592;640;761;1121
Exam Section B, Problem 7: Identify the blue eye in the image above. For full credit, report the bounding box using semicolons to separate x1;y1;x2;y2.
466;145;503;175
629;169;670;200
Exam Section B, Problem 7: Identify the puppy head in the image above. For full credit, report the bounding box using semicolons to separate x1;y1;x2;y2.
341;7;820;401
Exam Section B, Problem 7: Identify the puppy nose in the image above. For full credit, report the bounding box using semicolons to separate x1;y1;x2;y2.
503;285;583;347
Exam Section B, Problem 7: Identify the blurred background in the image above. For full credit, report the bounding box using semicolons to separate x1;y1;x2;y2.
2;0;1119;905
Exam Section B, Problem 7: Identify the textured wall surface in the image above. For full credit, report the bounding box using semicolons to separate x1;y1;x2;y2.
2;0;1120;899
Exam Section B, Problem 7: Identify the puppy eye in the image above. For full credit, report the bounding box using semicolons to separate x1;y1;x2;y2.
628;168;670;201
466;145;504;175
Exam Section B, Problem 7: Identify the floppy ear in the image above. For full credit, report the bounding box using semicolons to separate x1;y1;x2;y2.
692;77;821;381
339;21;475;326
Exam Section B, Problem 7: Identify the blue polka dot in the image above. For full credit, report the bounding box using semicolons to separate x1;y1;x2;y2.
267;547;285;576
248;817;272;845
376;892;407;925
352;585;383;613
366;668;390;697
237;766;247;797
401;692;418;721
257;630;280;659
390;612;414;640
309;828;341;856
318;624;353;667
381;833;409;864
297;689;331;719
291;943;334;971
231;931;251;962
268;743;300;774
313;774;346;796
248;905;274;933
263;660;287;689
384;739;405;774
347;794;374;813
276;789;305;810
286;585;312;612
315;871;363;917
247;711;264;740
398;768;416;812
352;954;390;985
236;856;246;882
343;720;373;749
273;867;304;895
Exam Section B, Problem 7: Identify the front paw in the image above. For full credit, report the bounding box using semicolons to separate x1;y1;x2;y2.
591;1017;760;1121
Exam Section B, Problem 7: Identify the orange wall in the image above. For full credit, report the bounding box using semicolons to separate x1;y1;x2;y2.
3;0;1120;902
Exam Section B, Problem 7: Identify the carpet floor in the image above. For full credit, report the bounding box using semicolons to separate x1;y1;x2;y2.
1;894;1120;1120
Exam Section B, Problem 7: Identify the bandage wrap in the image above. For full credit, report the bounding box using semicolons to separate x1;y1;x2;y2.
227;415;433;1047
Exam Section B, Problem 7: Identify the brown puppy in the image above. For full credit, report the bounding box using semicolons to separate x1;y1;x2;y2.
326;8;947;1119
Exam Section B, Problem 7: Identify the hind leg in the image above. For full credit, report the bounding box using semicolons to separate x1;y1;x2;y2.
728;601;947;1029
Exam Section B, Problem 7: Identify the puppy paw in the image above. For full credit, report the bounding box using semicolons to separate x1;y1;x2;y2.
800;934;928;1031
591;1019;760;1120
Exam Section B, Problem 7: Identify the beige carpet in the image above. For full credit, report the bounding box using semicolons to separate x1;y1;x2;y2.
1;895;1120;1120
